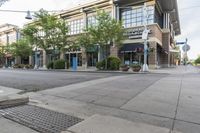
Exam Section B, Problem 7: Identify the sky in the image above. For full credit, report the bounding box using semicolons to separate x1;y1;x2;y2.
0;0;199;59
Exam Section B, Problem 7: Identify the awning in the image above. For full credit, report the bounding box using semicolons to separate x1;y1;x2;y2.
119;43;144;53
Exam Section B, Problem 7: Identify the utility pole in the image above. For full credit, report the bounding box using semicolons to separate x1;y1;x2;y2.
142;3;150;72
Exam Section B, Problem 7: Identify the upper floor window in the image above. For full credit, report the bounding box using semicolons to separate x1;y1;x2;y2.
87;16;97;27
121;5;154;28
68;19;84;35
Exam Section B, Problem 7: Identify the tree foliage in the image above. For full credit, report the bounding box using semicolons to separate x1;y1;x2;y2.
195;56;200;64
11;39;32;58
77;9;124;57
87;9;124;47
22;9;70;58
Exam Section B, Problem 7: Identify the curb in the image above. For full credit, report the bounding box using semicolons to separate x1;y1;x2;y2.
0;68;169;75
0;94;29;109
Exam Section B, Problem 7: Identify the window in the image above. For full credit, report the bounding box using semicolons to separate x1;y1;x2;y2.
121;5;155;28
87;16;97;27
68;19;84;35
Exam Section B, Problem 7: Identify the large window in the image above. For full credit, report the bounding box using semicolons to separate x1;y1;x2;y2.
68;19;84;35
121;5;154;28
87;16;97;27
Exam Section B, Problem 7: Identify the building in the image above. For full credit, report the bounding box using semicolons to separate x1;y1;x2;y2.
0;23;21;67
30;0;181;69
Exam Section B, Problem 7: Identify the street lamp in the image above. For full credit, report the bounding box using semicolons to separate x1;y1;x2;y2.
142;3;150;72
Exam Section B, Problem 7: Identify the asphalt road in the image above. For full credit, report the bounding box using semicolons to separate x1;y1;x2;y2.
0;69;124;91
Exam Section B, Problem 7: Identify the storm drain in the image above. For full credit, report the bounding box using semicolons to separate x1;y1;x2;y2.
0;105;83;133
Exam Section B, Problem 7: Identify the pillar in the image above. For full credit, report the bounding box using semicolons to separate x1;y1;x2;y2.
148;42;157;69
82;48;87;69
110;45;118;57
43;50;47;69
60;51;64;59
29;55;32;65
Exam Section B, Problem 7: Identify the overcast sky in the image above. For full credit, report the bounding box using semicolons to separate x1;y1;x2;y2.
0;0;199;59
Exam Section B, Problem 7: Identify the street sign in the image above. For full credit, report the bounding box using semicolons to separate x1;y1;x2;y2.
176;42;185;45
182;44;190;52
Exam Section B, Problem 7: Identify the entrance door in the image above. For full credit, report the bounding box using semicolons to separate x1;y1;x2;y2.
87;52;98;67
65;53;82;68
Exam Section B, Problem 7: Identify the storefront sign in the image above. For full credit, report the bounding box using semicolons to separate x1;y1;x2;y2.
123;27;152;39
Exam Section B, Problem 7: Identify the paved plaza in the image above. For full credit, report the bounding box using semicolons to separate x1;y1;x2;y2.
0;65;200;133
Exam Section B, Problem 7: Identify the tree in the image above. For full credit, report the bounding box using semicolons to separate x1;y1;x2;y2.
23;9;70;61
195;56;200;65
78;9;124;69
11;39;32;60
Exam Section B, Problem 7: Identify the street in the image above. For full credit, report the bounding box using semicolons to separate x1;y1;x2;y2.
0;66;200;133
0;69;121;91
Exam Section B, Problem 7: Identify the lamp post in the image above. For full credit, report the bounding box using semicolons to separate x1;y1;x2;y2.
142;3;150;72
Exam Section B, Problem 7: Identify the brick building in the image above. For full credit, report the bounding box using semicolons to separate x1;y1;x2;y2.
0;23;21;67
30;0;181;69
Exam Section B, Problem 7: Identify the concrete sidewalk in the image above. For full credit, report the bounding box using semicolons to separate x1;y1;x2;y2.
24;65;200;133
0;65;199;133
63;114;181;133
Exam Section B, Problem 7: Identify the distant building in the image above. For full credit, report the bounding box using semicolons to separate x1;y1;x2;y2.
29;0;181;69
0;23;21;67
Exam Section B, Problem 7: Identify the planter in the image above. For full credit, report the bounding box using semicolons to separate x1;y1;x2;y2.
131;66;141;72
120;66;129;71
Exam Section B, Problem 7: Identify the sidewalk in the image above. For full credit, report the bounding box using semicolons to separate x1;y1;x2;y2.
0;65;200;133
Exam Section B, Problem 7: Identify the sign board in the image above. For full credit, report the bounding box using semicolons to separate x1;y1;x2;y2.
123;27;152;39
182;44;190;52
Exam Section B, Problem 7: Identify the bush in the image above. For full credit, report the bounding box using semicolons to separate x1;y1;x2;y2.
96;56;121;70
54;59;65;69
195;56;200;65
24;64;33;69
96;60;105;70
47;61;54;69
107;56;121;70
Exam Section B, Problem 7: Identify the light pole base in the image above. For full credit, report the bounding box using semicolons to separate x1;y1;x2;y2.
34;65;38;69
142;64;149;72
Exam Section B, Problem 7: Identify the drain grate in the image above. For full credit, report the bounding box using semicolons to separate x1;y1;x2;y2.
0;105;83;133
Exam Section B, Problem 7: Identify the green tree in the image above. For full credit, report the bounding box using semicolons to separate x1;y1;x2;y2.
195;56;200;65
78;9;124;69
23;9;70;61
11;39;32;59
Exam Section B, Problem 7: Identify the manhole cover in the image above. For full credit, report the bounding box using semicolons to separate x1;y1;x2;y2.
0;105;83;133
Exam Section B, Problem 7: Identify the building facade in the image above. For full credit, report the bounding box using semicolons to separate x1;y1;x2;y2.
0;23;21;67
31;0;181;69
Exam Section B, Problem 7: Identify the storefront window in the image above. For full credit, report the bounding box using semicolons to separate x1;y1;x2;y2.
121;5;155;28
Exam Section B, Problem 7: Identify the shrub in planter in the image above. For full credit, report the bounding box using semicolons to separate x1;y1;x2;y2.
120;64;129;71
107;56;121;70
19;64;25;68
13;64;20;68
96;60;105;70
130;64;141;72
24;64;33;69
47;61;54;69
54;59;65;69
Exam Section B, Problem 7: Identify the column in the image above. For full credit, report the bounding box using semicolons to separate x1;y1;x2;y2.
60;51;64;59
148;42;157;69
82;48;87;69
42;50;47;69
110;46;118;57
29;56;32;65
163;12;170;29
